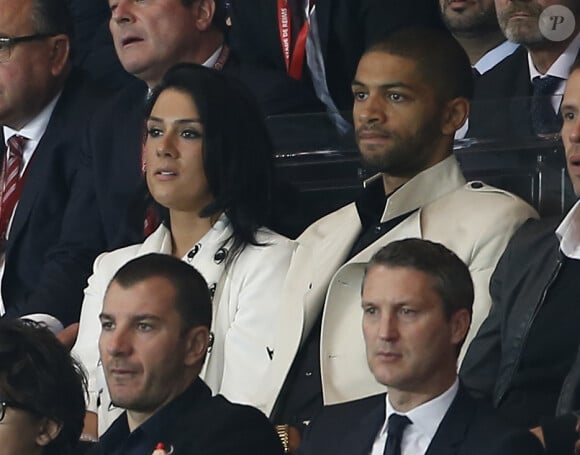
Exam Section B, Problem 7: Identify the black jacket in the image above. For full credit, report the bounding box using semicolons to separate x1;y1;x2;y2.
87;378;284;455
460;216;580;453
460;217;563;407
298;384;544;455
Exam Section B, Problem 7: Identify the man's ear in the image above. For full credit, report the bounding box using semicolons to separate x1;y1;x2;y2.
35;417;63;447
183;326;210;366
449;308;471;347
193;0;216;32
441;97;470;136
49;35;70;77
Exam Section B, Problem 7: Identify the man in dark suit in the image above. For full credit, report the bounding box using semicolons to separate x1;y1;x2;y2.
468;0;580;138
228;0;444;116
87;254;283;455
298;239;544;455
0;0;107;329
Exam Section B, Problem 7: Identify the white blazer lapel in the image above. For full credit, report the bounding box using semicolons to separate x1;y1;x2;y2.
268;204;361;416
321;209;423;405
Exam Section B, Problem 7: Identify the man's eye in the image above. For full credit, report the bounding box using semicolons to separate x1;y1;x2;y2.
353;91;368;101
101;321;114;330
137;322;152;332
563;112;576;121
363;306;376;315
400;307;416;317
388;93;404;102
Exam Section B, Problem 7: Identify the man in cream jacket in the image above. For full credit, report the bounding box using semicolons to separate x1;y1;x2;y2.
271;27;538;452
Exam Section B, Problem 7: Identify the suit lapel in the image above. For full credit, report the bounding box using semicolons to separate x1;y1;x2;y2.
6;100;65;253
321;213;420;405
425;386;475;455
339;397;386;455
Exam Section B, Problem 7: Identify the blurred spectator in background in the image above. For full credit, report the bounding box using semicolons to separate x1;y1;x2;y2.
228;0;444;121
440;0;518;76
468;0;580;138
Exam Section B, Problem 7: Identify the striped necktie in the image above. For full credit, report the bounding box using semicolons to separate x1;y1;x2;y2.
0;135;26;242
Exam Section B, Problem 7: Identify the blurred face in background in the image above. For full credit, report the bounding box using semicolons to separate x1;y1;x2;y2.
440;0;500;36
495;0;578;45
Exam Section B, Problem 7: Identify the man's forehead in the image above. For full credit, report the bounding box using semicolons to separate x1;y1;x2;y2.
105;277;176;305
0;0;32;34
354;52;419;82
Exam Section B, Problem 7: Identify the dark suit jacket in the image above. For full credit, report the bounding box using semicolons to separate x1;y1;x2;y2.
228;0;443;114
87;378;284;455
468;46;580;139
1;69;109;326
298;384;544;455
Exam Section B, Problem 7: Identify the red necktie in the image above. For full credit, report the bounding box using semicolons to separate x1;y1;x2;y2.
0;135;26;243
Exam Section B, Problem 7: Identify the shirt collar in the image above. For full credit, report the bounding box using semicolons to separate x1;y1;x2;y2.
380;378;459;441
3;91;61;145
203;45;224;69
556;198;580;259
379;155;466;224
474;40;519;75
528;30;580;87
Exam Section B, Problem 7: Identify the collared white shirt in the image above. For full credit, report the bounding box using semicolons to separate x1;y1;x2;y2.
2;93;60;175
528;30;580;111
370;378;459;455
556;199;580;259
0;92;62;332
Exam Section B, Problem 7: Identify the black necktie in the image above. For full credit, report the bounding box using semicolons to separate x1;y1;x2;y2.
471;67;481;81
531;75;564;135
383;414;412;455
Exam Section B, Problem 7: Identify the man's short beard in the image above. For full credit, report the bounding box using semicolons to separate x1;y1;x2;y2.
443;7;501;37
503;22;544;45
498;1;544;45
359;121;442;178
